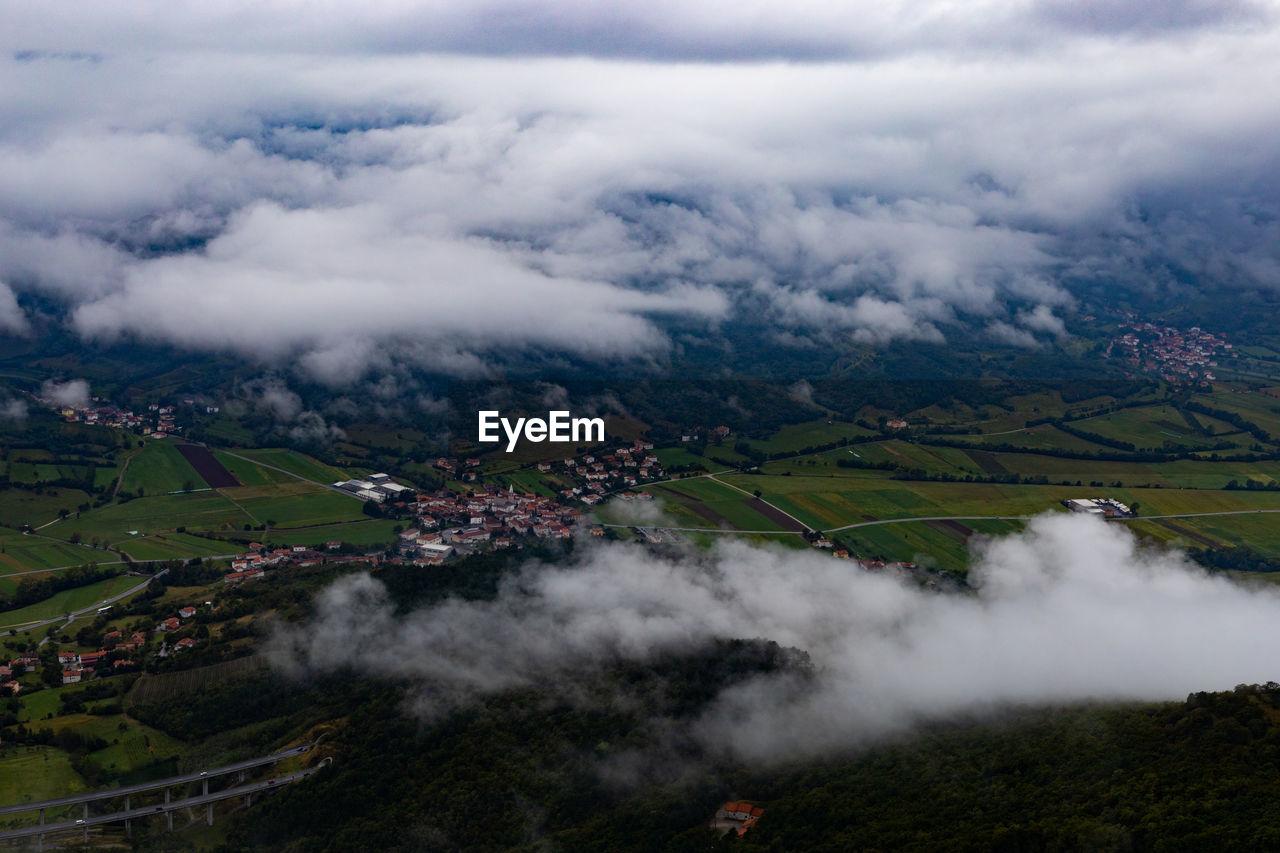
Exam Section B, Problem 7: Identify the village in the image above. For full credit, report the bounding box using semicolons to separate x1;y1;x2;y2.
1106;315;1232;384
2;600;213;695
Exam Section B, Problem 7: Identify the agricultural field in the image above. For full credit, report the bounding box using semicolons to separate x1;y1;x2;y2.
257;519;402;548
0;528;109;576
119;440;208;495
961;424;1110;453
488;469;564;497
1193;386;1280;440
226;448;354;485
127;657;266;708
744;419;876;455
212;451;298;486
834;518;1025;573
642;477;798;531
0;573;138;630
229;483;366;527
0;487;93;530
653;447;710;471
114;532;234;562
52;491;252;546
722;472;1280;533
0;746;88;808
1124;512;1280;557
1067;405;1252;451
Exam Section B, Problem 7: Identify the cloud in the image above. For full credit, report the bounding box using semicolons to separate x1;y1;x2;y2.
0;282;28;335
2;1;1271;62
0;398;27;421
233;375;348;442
597;496;672;527
273;513;1280;764
0;6;1277;378
39;378;89;408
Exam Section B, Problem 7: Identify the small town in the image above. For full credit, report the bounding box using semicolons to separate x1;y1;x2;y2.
1106;315;1232;384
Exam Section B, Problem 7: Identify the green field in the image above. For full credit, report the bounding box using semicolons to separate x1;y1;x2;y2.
53;491;251;546
119;441;207;495
1068;405;1251;451
115;532;234;562
834;518;1026;573
0;573;139;630
230;449;358;484
0;746;88;808
746;419;876;455
644;477;789;531
230;483;366;527
0;528;109;576
963;424;1109;453
489;469;562;497
1193;386;1280;439
653;447;711;471
35;712;185;777
256;519;402;548
211;451;294;486
722;471;1280;533
0;487;93;530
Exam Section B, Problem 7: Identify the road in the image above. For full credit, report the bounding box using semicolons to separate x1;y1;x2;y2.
0;744;312;817
0;568;169;637
0;766;324;841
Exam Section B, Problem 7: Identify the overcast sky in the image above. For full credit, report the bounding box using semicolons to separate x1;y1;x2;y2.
1;1;1277;382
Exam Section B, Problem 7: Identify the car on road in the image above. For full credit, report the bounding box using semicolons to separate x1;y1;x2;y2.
75;819;85;825
199;771;208;776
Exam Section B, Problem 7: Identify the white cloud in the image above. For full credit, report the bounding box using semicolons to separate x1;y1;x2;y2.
39;378;89;408
0;5;1276;377
274;513;1280;763
0;281;28;335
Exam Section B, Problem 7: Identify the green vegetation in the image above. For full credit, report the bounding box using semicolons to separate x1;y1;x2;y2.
0;528;107;575
740;687;1280;852
119;440;208;496
0;573;139;629
0;746;88;806
229;449;355;484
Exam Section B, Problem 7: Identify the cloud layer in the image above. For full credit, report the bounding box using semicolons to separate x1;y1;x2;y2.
273;514;1280;764
1;3;1278;380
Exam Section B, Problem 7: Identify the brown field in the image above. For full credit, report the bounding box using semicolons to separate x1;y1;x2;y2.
176;444;241;489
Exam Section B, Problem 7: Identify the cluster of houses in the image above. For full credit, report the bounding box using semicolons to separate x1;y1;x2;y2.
432;440;669;506
531;440;667;504
226;542;380;583
52;604;210;684
1107;317;1231;384
0;658;30;694
398;486;588;564
44;392;189;438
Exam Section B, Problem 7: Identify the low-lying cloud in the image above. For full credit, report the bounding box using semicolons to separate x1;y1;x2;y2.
273;513;1280;764
0;6;1277;381
40;378;90;409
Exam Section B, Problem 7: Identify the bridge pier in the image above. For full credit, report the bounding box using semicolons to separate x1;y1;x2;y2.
203;779;208;797
83;802;88;842
165;787;172;831
207;802;213;825
125;794;131;837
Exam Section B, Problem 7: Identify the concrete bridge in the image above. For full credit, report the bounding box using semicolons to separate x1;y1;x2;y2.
0;744;325;849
